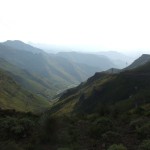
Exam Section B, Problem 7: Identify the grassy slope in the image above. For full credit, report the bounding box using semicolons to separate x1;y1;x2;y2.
50;61;150;115
0;58;61;99
0;69;50;113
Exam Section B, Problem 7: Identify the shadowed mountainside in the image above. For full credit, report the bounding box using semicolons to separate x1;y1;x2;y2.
49;54;150;115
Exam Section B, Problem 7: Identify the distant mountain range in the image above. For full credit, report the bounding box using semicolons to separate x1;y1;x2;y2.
0;40;117;100
57;51;116;70
95;51;134;68
29;42;134;69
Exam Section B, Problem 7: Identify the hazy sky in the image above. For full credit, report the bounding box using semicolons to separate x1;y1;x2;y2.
0;0;150;52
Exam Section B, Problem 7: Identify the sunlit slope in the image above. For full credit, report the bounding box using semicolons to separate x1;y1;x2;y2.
0;69;50;112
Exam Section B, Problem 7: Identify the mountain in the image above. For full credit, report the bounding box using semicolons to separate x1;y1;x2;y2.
57;51;116;71
0;41;105;98
50;56;150;115
28;42;67;53
0;58;63;99
95;51;134;68
2;40;43;54
105;54;150;73
0;69;50;112
126;54;150;70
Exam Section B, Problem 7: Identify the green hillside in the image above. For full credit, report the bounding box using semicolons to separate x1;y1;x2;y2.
0;69;50;112
0;58;62;99
50;59;150;115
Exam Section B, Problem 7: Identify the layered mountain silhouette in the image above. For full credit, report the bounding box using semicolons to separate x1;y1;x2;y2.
57;51;116;70
1;39;150;115
0;40;117;99
95;51;134;68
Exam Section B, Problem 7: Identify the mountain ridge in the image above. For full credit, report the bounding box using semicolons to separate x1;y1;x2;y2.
49;54;150;115
0;41;105;98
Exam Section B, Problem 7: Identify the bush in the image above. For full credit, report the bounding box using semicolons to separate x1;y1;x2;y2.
137;122;150;139
134;107;145;115
0;116;35;139
89;117;114;139
108;144;127;150
102;131;121;143
0;141;23;150
138;140;150;150
129;118;145;130
38;116;58;143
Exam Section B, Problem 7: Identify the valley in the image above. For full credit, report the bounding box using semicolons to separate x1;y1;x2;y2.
0;41;149;150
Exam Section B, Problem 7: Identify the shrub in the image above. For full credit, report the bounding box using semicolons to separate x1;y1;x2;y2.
108;144;127;150
89;117;114;139
137;122;150;139
129;118;145;130
38;116;58;143
102;131;121;143
138;140;150;150
134;107;145;115
0;141;23;150
0;116;35;139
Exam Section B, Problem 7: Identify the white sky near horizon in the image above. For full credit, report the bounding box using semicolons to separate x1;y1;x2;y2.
0;0;150;53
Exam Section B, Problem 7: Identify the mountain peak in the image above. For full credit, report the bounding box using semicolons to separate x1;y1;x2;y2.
5;40;24;43
2;40;43;54
140;54;150;58
126;54;150;70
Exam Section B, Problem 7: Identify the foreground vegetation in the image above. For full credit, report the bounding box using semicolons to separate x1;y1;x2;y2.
0;103;149;150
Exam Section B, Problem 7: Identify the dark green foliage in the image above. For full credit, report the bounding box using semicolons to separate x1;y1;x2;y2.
108;144;127;150
0;116;36;140
89;117;114;139
138;140;150;150
38;116;58;143
102;131;121;144
0;141;23;150
134;107;146;115
129;118;147;130
137;122;150;139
